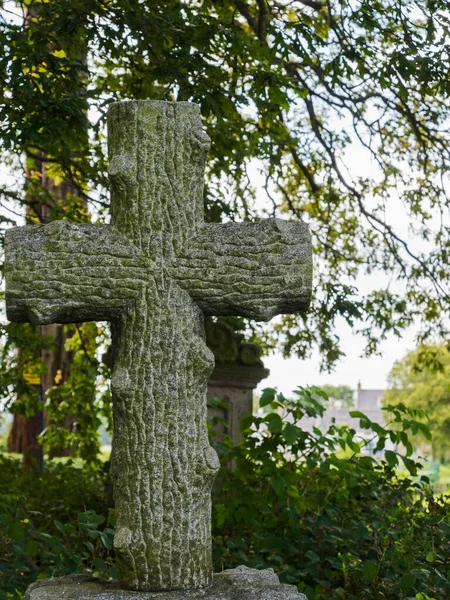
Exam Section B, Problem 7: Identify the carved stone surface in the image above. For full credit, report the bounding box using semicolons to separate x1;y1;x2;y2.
5;101;312;592
205;320;265;366
208;364;268;445
24;568;308;600
206;320;269;445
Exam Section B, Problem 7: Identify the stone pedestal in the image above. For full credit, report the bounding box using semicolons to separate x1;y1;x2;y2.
208;364;269;444
23;567;307;600
206;320;269;445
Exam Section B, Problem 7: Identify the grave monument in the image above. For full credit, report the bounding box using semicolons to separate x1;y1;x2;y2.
6;101;311;599
206;319;270;446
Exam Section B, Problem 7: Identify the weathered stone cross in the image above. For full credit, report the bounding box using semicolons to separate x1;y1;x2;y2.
5;101;312;592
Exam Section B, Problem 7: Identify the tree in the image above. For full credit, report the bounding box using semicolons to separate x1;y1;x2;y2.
319;384;354;408
1;0;450;460
1;1;94;467
384;345;450;462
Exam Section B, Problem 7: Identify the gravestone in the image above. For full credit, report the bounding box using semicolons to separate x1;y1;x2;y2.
6;100;312;598
206;319;269;445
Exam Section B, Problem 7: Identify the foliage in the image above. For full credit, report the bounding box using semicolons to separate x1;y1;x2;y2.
0;322;111;465
316;384;355;408
212;387;450;600
0;0;450;370
43;323;111;464
0;454;114;599
0;453;108;527
0;503;115;600
2;388;450;599
384;345;450;462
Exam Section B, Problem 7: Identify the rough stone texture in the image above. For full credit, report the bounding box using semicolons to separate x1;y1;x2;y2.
23;568;307;600
205;320;265;366
5;101;312;592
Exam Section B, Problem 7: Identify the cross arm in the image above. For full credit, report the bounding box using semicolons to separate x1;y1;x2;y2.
5;220;149;325
172;219;312;321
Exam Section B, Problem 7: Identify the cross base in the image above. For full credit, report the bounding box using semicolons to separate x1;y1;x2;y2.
23;567;307;600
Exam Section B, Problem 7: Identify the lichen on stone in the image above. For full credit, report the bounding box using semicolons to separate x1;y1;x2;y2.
5;100;312;592
24;569;308;600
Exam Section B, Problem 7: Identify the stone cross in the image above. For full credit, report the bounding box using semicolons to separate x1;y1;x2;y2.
5;101;312;592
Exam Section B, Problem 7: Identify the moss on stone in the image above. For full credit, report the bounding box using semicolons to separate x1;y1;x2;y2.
6;101;313;593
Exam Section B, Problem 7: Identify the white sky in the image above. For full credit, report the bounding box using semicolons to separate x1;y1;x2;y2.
254;140;428;396
257;326;418;397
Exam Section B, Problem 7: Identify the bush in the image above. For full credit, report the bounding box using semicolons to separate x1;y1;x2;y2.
2;388;450;599
0;456;113;599
211;387;450;600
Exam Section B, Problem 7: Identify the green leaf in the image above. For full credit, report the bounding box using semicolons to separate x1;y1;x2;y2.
270;474;285;496
362;560;378;582
277;392;288;405
349;411;367;419
347;439;360;453
283;423;300;445
397;572;416;589
417;422;432;441
402;456;418;476
100;530;113;551
240;414;254;431
384;450;398;468
87;512;105;525
6;522;23;540
87;529;100;539
260;388;276;407
78;510;105;529
54;520;65;533
267;414;283;434
305;550;320;563
320;461;330;475
357;523;371;539
92;557;105;571
438;522;450;535
26;540;39;557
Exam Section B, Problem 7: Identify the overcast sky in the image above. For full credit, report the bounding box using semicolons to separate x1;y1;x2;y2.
254;140;428;397
257;324;419;398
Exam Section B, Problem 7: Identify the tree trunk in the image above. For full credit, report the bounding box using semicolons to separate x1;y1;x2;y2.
7;4;87;466
7;161;79;464
21;406;44;470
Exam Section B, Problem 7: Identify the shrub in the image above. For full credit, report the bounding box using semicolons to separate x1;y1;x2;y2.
2;388;450;599
0;456;112;599
211;388;450;600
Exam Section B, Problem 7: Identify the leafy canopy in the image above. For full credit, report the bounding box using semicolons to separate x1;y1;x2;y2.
384;344;450;461
1;1;450;368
